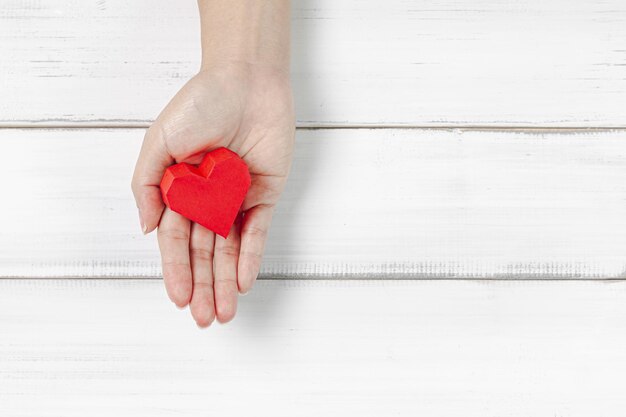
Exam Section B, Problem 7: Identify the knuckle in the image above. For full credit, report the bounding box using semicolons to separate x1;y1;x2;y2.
130;177;140;197
162;259;191;269
190;248;214;263
243;224;268;240
159;228;189;242
193;281;214;291
215;245;240;259
214;273;238;284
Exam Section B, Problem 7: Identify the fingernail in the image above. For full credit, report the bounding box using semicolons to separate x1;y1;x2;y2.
138;208;147;234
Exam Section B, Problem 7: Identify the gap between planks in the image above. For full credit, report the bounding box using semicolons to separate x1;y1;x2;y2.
1;123;626;132
1;277;626;281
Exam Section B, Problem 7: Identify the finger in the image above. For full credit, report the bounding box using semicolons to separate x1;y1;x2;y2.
158;208;192;308
213;213;242;324
131;124;173;234
238;204;275;295
189;223;216;328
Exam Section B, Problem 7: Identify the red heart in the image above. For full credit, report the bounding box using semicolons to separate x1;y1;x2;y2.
160;147;251;238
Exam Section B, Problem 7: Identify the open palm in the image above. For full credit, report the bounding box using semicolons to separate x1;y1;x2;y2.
132;64;295;326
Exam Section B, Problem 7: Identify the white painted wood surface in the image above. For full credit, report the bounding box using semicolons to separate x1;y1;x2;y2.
2;279;626;416
2;0;626;413
2;0;626;127
2;128;625;278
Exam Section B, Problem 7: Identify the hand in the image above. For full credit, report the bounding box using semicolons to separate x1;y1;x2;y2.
131;63;295;326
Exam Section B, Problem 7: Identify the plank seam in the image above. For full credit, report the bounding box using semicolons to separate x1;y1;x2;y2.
1;125;626;132
1;277;625;281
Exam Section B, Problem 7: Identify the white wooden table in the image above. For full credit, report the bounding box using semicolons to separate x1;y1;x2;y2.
1;1;625;415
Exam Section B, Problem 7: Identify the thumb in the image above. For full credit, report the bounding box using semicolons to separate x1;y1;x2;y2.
131;124;174;234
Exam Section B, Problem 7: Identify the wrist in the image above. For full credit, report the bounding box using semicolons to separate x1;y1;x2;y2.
198;60;290;86
198;0;290;74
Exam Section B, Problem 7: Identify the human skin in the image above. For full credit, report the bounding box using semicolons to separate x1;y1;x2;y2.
131;0;294;327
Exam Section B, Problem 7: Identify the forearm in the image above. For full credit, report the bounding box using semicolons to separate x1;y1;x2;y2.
198;0;291;72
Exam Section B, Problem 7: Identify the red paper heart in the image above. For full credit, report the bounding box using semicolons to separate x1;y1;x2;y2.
160;147;251;238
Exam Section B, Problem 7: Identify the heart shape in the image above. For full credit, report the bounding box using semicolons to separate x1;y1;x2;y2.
160;147;251;238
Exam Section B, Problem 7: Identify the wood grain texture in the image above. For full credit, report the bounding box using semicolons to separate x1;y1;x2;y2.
1;279;626;416
1;128;625;279
1;0;626;127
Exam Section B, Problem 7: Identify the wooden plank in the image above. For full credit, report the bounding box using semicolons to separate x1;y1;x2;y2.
1;128;625;278
1;0;625;127
1;278;626;415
